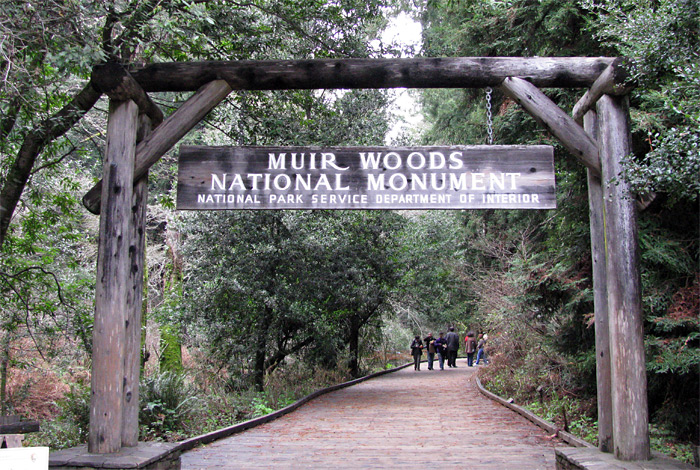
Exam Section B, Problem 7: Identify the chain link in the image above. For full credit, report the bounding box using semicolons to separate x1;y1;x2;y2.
485;87;494;145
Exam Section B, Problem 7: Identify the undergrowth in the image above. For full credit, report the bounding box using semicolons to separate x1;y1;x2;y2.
479;351;696;464
23;359;359;449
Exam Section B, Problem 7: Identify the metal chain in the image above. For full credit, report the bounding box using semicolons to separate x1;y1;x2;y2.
485;87;494;145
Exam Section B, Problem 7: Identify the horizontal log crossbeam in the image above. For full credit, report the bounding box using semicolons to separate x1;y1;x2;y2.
129;57;617;92
82;57;624;213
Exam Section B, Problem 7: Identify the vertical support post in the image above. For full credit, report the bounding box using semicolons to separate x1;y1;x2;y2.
584;110;613;453
121;115;152;447
89;99;139;453
597;95;650;461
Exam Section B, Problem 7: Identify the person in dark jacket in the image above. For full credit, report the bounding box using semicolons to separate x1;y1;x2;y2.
423;333;436;370
410;335;423;370
434;332;447;370
445;326;460;367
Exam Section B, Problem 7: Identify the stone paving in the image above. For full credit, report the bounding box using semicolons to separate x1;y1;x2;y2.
181;358;564;469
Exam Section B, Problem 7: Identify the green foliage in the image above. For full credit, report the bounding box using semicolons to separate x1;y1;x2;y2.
250;395;275;418
584;0;700;203
0;168;95;370
526;396;598;444
25;382;91;450
650;425;697;464
178;209;405;388
393;210;470;330
139;372;199;441
419;0;699;452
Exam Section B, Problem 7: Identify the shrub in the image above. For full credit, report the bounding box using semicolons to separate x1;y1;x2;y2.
24;382;90;450
139;371;199;441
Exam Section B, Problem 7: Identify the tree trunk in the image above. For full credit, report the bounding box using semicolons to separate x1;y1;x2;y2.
348;316;360;378
0;330;11;415
253;306;273;392
159;229;183;373
159;324;182;373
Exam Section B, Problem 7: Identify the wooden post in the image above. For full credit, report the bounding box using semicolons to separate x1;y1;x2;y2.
597;95;650;461
121;115;152;447
83;80;233;214
584;110;613;453
573;59;632;124
89;99;139;453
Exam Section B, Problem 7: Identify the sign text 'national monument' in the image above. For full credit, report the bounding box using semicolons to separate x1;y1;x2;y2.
176;145;556;210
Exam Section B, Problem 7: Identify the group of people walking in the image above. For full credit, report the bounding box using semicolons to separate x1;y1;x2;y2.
410;327;488;371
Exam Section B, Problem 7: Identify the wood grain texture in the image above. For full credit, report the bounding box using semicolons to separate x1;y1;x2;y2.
597;95;650;462
176;145;556;210
181;362;566;469
573;58;632;124
92;62;163;127
83;80;233;214
89;99;138;454
500;77;601;176
122;117;152;448
585;111;613;454
129;57;616;92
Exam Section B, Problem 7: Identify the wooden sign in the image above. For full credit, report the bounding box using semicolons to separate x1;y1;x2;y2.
176;145;556;210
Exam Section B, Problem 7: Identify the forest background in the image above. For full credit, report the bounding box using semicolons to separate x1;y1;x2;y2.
0;0;697;462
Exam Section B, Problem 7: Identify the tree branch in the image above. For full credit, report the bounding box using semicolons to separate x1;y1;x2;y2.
0;81;101;248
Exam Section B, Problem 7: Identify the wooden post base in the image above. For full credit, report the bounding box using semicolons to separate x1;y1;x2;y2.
49;442;181;470
556;447;694;470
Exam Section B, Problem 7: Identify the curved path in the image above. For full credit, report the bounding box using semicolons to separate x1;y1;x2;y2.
182;358;564;469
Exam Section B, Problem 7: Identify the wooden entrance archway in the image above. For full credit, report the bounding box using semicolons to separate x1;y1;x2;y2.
85;57;650;462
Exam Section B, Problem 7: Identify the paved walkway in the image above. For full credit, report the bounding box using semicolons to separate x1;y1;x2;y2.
181;358;564;469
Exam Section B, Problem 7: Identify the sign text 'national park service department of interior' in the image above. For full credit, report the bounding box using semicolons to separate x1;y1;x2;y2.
176;146;556;210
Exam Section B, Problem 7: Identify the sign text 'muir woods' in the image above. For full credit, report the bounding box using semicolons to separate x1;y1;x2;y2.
176;146;556;210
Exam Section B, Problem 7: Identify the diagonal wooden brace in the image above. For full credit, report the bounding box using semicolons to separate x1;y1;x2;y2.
82;79;233;214
500;76;600;176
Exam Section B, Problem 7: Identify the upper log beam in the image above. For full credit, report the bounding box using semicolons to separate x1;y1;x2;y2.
92;62;164;127
128;57;617;92
573;58;633;124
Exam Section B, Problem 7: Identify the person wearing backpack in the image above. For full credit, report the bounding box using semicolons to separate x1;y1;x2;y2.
465;331;477;366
